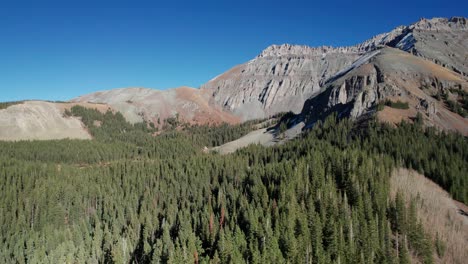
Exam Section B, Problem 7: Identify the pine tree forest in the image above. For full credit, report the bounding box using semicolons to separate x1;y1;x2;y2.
0;106;466;263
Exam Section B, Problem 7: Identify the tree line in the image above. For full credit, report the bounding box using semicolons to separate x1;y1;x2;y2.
0;108;465;263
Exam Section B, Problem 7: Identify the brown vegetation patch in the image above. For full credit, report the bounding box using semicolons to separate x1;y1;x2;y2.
431;105;468;135
174;87;240;125
377;106;417;125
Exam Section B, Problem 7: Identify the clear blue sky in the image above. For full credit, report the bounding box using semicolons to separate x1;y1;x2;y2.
1;0;466;101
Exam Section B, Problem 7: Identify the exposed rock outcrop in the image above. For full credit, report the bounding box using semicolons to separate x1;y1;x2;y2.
2;17;467;141
300;47;468;135
202;48;361;120
202;17;468;120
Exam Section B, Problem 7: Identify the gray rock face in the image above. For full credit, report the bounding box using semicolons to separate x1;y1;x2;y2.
202;17;467;120
300;47;468;135
411;17;467;31
303;50;398;120
201;41;405;120
202;48;361;120
392;17;468;77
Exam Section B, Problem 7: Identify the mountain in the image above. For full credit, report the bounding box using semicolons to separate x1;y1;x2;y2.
299;46;468;135
1;16;468;263
201;17;467;122
1;17;466;140
0;101;109;141
72;87;239;127
201;45;361;120
0;87;240;141
395;17;467;76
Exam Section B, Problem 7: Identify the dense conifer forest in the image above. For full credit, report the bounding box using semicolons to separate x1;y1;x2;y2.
0;107;466;263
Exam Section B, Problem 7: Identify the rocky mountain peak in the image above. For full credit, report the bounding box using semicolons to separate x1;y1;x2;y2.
411;17;467;31
202;16;467;122
255;25;407;59
255;17;467;61
255;44;357;59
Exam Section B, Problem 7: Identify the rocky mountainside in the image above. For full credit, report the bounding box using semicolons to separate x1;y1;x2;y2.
201;17;467;120
0;87;239;141
202;46;360;120
1;17;466;140
299;47;468;135
391;17;468;77
72;87;239;126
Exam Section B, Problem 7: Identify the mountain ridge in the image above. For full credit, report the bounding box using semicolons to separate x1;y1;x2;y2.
1;16;467;140
254;16;466;58
201;16;467;124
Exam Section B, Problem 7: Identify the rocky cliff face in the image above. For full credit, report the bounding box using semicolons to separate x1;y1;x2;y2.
202;47;361;120
202;17;467;120
3;17;466;141
299;47;468;135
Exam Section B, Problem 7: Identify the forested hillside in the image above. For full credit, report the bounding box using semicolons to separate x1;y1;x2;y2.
0;107;466;263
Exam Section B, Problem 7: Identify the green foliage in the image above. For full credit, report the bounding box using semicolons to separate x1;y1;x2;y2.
434;233;446;258
414;112;424;126
277;111;296;126
359;119;467;203
435;88;468;117
68;105;155;144
183;121;258;147
389;195;434;264
382;99;410;109
377;102;385;111
446;99;467;117
279;122;288;133
0;100;24;110
163;116;179;129
0;110;464;263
